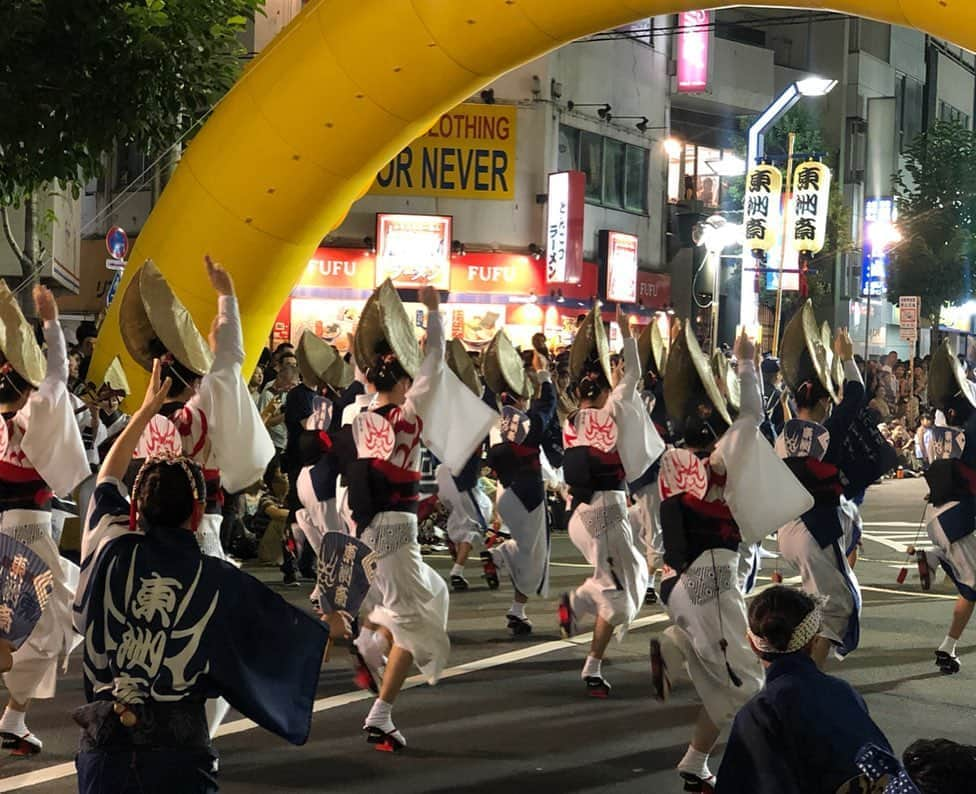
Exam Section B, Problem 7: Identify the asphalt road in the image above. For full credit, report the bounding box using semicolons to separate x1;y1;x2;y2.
2;477;973;793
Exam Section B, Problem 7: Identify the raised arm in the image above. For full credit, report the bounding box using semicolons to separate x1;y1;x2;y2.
98;361;172;484
734;330;763;424
205;255;244;372
612;307;641;403
34;286;67;386
824;331;864;456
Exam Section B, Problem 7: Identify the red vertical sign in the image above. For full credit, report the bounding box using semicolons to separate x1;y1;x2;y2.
546;171;585;284
677;10;710;93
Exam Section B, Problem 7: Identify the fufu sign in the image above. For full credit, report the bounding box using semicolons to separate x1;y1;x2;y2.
372;103;516;200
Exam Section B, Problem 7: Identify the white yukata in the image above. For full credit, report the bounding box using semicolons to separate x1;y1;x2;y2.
565;337;663;636
0;320;89;704
354;311;496;683
488;375;558;600
921;425;976;601
658;359;812;727
133;295;274;561
776;361;866;658
436;463;491;550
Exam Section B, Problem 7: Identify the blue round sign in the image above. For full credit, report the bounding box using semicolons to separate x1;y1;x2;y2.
106;226;129;260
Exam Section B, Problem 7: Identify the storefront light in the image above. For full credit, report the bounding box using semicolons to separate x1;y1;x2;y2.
664;138;683;159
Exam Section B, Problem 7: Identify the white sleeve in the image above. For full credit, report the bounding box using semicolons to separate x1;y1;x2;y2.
737;359;763;424
843;358;863;386
409;311;497;475
43;320;68;384
18;321;90;495
211;295;244;372
196;294;274;492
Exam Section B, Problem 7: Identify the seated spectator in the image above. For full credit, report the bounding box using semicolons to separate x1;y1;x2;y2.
716;586;892;793
869;386;892;421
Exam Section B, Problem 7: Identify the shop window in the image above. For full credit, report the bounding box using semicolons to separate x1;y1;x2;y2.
560;125;650;214
624;145;649;213
580;131;604;201
603;139;626;209
667;141;734;208
115;142;148;190
558;126;581;171
939;100;970;129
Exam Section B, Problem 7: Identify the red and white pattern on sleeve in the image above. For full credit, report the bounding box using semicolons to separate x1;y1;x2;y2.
572;408;618;453
0;416;34;472
658;448;709;502
352;412;396;461
132;411;199;459
385;406;424;471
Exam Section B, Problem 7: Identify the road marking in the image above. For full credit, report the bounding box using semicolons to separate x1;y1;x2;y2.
0;614;671;792
861;585;959;601
424;553;594;570
0;574;939;791
861;529;931;553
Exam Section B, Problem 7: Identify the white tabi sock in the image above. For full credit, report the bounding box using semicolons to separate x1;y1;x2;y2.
581;654;602;680
0;706;27;737
677;745;712;780
508;601;526;620
939;635;958;656
364;698;395;733
450;563;465;577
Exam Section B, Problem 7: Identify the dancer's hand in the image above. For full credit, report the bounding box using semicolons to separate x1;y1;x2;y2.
420;286;439;312
140;359;172;415
323;610;353;640
616;306;631;339
205;255;235;297
835;329;854;361
33;285;58;323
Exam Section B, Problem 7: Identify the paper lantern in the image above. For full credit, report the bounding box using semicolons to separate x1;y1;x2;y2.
743;164;783;253
789;161;832;256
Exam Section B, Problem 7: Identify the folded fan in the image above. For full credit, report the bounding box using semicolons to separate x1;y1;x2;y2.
0;535;54;650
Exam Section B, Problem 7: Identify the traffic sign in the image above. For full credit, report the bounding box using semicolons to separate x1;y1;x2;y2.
898;295;919;312
899;327;918;342
900;307;917;328
105;226;129;260
105;271;121;307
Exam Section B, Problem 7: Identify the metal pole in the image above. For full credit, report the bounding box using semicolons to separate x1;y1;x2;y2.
710;251;720;353
771;133;797;357
863;277;872;367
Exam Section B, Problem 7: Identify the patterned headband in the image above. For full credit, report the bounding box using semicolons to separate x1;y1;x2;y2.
130;453;204;531
747;594;827;655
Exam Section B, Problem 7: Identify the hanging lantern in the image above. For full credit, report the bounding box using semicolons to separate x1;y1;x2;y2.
743;164;783;254
789;160;831;256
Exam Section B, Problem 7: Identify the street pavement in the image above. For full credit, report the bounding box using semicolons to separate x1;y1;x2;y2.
2;477;973;793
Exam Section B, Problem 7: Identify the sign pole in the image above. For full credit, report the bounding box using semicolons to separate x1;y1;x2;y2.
771;132;796;357
863;287;872;366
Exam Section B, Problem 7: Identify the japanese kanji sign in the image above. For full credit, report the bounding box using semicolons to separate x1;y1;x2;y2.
743;164;783;253
546;171;585;284
789;161;832;255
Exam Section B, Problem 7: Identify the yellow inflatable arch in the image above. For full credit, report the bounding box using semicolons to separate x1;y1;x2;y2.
91;0;973;399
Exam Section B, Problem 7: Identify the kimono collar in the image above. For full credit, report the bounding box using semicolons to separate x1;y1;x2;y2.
144;525;203;552
764;651;819;683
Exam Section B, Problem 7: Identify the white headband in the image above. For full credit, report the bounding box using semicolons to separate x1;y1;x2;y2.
747;595;827;655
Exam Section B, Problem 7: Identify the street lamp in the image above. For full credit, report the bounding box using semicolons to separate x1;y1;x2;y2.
741;76;838;328
694;214;743;353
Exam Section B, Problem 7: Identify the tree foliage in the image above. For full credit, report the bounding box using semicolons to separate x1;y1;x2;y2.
891;120;976;324
0;0;265;206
